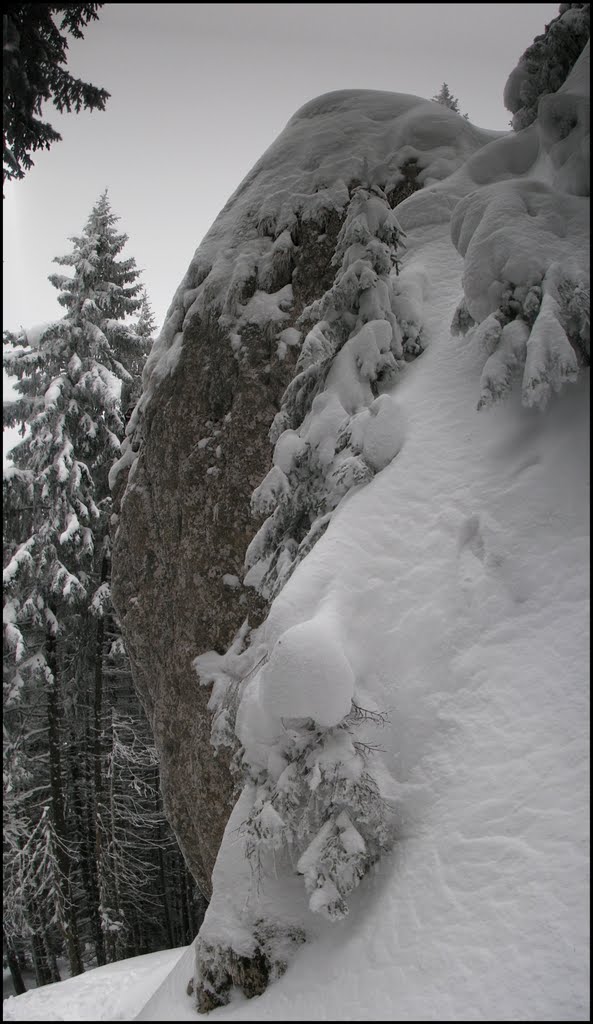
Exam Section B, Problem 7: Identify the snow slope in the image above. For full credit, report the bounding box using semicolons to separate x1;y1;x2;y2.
6;50;589;1024
193;215;589;1022
5;179;589;1024
2;948;186;1022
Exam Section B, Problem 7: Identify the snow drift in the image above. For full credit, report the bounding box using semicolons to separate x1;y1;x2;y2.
10;35;588;1024
184;58;589;1020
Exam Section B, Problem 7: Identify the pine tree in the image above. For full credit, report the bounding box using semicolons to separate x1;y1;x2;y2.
432;82;468;118
3;190;146;692
3;194;200;988
504;3;590;131
136;288;157;340
3;4;110;185
2;191;150;979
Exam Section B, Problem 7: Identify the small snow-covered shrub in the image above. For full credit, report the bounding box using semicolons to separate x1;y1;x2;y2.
451;166;589;410
456;24;589;410
195;920;306;1013
244;186;414;599
195;618;395;924
241;707;393;921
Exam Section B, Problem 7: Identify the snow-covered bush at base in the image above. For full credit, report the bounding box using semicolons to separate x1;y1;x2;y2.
194;920;306;1015
195;611;395;908
451;43;590;411
244;187;411;599
241;709;393;923
192;604;395;1008
504;2;590;131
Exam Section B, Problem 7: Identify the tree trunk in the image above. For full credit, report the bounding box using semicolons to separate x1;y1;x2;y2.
155;768;175;950
185;867;198;939
93;550;110;960
4;935;27;995
70;732;105;966
31;930;51;988
46;617;84;977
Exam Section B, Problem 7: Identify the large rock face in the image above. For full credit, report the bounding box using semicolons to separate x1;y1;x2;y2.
111;90;497;899
110;205;346;895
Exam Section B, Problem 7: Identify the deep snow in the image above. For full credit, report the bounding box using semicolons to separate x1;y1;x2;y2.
5;180;588;1024
5;50;589;1024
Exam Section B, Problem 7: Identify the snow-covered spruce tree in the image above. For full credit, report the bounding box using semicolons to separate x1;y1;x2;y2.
451;265;589;411
194;616;396;1010
450;32;589;412
2;191;150;977
243;185;412;601
432;82;468;118
504;3;590;131
242;705;392;921
125;288;155;413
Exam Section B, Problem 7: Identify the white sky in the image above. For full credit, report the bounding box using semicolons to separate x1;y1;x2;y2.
3;3;559;335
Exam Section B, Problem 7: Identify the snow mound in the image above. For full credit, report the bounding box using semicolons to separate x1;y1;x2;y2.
348;394;405;472
258;617;355;728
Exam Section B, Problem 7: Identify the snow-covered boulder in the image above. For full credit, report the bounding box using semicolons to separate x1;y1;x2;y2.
111;90;497;910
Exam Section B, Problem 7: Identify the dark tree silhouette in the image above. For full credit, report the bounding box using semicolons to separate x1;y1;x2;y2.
3;4;110;186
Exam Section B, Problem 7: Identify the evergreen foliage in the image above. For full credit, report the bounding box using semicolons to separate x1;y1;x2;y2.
3;4;109;185
3;194;197;993
244;186;412;600
432;82;468;118
504;3;590;131
451;259;589;412
242;706;393;921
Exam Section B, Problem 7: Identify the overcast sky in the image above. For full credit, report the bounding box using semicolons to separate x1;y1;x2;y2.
4;3;558;334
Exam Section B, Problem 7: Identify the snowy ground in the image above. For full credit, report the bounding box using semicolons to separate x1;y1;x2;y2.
2;949;187;1022
4;192;589;1022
